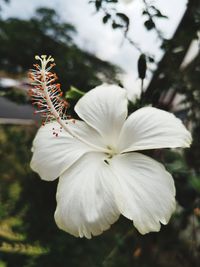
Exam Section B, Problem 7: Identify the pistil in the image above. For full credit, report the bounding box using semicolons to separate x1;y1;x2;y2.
28;55;110;154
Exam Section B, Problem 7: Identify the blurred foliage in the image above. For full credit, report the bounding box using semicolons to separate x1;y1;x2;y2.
0;0;200;267
0;7;120;95
0;123;199;267
65;86;85;101
89;0;168;55
0;88;28;104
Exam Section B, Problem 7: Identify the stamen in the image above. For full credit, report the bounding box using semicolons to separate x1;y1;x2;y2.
28;55;111;153
28;55;68;124
104;159;109;165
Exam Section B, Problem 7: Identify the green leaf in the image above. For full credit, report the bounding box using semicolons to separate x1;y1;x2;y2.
105;0;118;3
116;13;129;28
95;0;102;11
0;261;6;267
137;54;147;80
144;19;155;30
151;6;168;19
190;175;200;193
142;10;148;15
103;14;111;24
147;56;155;63
65;86;85;100
112;21;123;29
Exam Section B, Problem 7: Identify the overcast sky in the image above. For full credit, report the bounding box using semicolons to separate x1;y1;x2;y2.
1;0;187;99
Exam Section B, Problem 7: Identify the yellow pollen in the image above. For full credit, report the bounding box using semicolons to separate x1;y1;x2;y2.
106;145;118;158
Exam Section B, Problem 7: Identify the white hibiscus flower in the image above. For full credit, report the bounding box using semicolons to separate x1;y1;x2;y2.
30;56;192;239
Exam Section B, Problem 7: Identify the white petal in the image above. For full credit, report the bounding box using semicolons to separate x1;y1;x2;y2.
110;152;176;234
75;84;128;146
67;120;106;149
118;107;192;153
30;121;99;181
54;152;119;238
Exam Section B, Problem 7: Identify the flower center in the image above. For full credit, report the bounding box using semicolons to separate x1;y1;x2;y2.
106;145;118;158
104;146;118;165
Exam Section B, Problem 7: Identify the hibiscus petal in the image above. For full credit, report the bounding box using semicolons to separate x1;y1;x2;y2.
110;152;176;234
74;84;128;146
118;107;192;152
54;152;120;238
31;121;102;181
67;120;106;149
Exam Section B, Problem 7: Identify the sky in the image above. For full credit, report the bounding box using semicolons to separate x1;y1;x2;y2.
1;0;188;99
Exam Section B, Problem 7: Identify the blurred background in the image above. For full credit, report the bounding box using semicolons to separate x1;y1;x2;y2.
0;0;200;266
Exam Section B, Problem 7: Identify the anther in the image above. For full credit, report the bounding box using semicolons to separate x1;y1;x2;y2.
104;159;109;165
